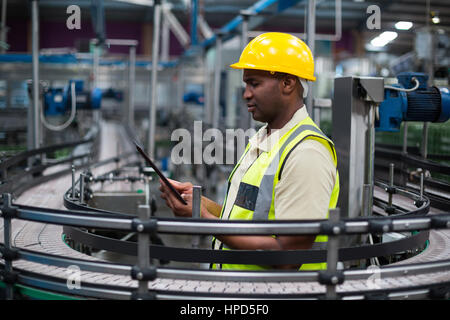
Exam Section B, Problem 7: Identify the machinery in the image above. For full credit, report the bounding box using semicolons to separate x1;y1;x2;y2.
376;72;450;132
43;79;102;116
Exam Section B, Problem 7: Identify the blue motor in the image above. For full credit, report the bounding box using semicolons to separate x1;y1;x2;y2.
43;80;102;116
376;72;450;132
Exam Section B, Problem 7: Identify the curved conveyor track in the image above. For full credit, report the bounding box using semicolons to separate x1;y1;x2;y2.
1;121;450;299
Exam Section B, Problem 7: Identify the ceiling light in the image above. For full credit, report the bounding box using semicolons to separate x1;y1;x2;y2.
370;37;388;47
370;31;398;47
112;0;154;6
380;31;398;41
431;11;440;24
395;21;413;30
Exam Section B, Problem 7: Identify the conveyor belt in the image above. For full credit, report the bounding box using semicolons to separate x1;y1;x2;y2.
1;120;450;299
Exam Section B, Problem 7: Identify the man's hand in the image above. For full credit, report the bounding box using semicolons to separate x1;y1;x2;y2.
159;178;193;217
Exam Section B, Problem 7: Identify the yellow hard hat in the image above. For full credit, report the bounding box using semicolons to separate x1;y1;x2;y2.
230;32;316;81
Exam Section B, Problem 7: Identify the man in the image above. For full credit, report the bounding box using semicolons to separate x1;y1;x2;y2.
160;32;339;270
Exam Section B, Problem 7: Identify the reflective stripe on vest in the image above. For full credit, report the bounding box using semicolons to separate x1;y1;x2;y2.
213;117;339;270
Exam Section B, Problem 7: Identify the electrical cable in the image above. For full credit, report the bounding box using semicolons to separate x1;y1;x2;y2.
40;81;77;131
384;77;420;92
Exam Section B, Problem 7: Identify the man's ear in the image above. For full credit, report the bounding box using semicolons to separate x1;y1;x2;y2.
281;76;297;94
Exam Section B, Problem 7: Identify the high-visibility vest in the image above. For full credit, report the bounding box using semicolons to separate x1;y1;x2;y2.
212;116;340;270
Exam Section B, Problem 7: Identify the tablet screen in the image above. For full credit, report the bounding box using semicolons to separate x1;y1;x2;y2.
134;142;188;205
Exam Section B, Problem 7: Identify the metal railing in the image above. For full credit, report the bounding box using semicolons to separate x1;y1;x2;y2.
1;190;450;300
0;138;449;300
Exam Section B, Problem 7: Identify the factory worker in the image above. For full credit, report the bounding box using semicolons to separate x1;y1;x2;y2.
160;32;339;270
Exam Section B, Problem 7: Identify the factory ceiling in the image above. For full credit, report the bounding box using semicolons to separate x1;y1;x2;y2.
3;0;450;56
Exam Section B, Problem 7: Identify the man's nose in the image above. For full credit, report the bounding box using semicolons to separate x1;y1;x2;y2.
243;85;252;100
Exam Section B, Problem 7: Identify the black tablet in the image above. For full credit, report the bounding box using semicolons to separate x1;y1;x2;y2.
134;142;188;205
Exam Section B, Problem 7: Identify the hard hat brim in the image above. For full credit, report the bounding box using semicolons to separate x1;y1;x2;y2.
230;62;316;82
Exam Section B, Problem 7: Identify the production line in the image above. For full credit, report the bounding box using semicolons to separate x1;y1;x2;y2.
0;0;450;301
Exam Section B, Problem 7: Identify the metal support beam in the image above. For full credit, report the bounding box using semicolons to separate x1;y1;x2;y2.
148;0;161;158
240;10;255;130
161;13;170;61
198;14;213;40
97;38;139;129
332;76;384;235
191;186;201;249
212;32;223;129
128;45;136;129
162;4;189;48
2;194;14;299
306;0;316;119
325;208;340;300
0;0;8;53
249;0;342;42
92;44;101;125
28;0;40;153
90;0;106;45
137;204;151;294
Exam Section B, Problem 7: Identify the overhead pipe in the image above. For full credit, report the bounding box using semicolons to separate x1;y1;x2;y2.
200;0;279;49
190;0;198;46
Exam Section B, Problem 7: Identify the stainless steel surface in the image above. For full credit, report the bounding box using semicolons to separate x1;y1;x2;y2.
89;192;145;215
364;103;375;218
332;76;384;222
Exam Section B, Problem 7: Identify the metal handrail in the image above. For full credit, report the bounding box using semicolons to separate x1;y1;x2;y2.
0;137;95;172
5;244;450;283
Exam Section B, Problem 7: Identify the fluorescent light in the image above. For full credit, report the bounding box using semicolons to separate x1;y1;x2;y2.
380;31;398;41
365;43;385;52
112;0;154;6
395;21;413;30
369;31;398;47
370;37;388;47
